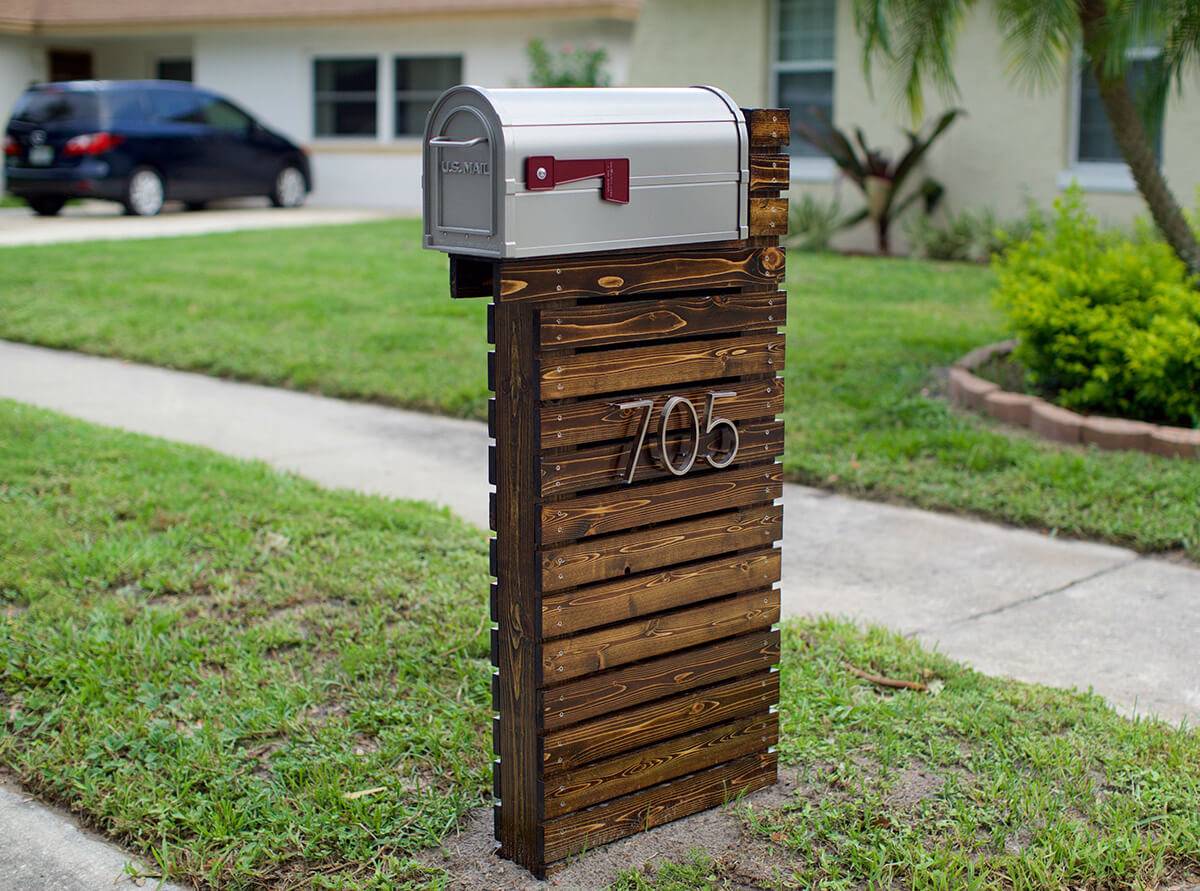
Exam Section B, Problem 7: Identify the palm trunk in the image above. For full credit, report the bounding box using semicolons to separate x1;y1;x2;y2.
1080;0;1200;278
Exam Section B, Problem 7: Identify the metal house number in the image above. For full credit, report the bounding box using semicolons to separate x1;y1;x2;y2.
617;391;739;483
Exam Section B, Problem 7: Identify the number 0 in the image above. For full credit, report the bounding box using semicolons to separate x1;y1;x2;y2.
659;396;700;476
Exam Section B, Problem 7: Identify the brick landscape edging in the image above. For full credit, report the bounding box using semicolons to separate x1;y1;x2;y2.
947;341;1200;459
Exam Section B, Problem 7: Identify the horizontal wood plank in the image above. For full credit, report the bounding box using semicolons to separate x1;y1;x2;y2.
746;108;791;146
542;630;780;731
541;505;783;592
540;378;784;450
542;549;781;638
541;462;783;544
542;751;778;862
497;245;784;302
540;418;782;496
749;153;789;193
541;333;784;400
545;671;779;774
545;713;778;815
543;588;780;681
749;198;788;237
540;293;784;350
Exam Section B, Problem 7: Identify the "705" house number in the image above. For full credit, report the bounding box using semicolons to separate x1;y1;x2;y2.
617;391;739;483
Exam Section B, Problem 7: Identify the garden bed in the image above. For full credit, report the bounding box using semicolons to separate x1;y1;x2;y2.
949;341;1200;459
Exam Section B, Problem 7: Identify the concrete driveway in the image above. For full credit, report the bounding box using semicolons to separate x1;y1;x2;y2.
0;199;396;247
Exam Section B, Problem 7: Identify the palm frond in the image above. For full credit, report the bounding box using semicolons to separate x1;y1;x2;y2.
993;0;1079;90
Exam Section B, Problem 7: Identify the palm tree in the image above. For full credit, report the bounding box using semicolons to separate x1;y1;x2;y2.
851;0;1200;277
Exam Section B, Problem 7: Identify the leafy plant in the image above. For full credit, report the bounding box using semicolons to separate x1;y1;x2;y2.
851;0;1200;277
793;110;961;254
906;203;1047;262
787;193;844;252
993;185;1200;427
526;38;610;87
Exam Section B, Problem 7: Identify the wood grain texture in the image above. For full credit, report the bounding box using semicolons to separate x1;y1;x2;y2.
542;630;780;731
749;198;789;237
539;418;783;496
540;293;784;349
544;714;778;815
541;505;783;592
746;108;791;146
749;153;790;193
490;300;544;870
544;671;779;774
540;333;784;399
541;462;783;544
543;588;780;682
539;378;784;450
542;751;778;862
497;245;784;302
542;549;781;638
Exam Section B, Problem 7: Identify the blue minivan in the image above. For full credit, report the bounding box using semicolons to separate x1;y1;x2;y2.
4;80;311;216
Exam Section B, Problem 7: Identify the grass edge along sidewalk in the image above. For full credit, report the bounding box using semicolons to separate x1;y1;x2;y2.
1;400;1198;889
1;219;1196;561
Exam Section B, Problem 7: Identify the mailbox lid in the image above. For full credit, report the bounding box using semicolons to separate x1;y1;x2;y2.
424;86;748;259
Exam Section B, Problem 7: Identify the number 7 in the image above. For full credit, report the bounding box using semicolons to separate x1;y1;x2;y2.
616;399;655;483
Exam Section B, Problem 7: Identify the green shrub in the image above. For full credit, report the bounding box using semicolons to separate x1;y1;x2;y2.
993;186;1200;427
787;193;844;252
907;203;1047;262
526;38;610;87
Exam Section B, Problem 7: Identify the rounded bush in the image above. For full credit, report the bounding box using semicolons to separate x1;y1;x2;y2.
992;188;1200;428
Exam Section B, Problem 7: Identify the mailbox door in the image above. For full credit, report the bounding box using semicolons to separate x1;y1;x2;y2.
425;94;505;256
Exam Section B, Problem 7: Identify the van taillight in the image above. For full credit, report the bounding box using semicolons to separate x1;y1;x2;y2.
3;136;17;157
63;132;125;157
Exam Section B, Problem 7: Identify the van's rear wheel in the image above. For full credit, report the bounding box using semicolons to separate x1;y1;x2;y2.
27;196;67;217
270;166;306;208
124;167;165;216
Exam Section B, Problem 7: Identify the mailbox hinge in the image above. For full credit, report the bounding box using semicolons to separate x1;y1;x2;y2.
524;155;630;204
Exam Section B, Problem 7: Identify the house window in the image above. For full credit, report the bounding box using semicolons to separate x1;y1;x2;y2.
156;58;192;83
314;58;378;137
395;56;461;137
1076;54;1163;163
773;0;836;159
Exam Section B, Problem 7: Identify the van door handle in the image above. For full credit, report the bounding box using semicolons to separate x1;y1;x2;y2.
525;155;630;204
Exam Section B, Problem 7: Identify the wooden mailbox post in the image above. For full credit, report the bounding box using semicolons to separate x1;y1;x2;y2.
430;94;789;876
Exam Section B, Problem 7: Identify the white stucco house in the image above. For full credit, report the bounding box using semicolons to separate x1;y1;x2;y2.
2;0;1198;241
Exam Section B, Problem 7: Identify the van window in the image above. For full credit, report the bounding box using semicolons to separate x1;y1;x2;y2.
201;98;252;133
148;89;206;124
10;89;100;127
107;91;151;127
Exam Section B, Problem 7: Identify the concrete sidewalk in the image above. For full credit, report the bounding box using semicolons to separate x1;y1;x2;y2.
3;339;1195;724
0;200;394;247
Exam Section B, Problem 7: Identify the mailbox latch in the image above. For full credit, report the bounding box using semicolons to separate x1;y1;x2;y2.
525;155;630;204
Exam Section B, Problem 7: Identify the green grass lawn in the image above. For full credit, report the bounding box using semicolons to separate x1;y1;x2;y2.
0;220;1197;558
2;402;1199;889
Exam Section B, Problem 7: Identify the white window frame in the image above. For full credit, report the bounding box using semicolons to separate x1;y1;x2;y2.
311;55;383;143
769;0;837;183
1059;45;1162;194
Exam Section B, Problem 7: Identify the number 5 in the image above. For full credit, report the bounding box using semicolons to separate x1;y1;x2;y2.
703;391;739;469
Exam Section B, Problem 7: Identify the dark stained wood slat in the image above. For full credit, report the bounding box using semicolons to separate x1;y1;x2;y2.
545;713;778;815
540;418;782;496
540;293;784;349
543;588;780;682
542;630;780;731
749;153;790;193
540;333;784;400
746;108;791;146
541;505;783;592
749;198;789;237
542;751;778;862
541;462;783;544
542;549;781;638
540;378;784;450
490;299;544;870
496;245;784;302
545;671;779;775
449;255;495;299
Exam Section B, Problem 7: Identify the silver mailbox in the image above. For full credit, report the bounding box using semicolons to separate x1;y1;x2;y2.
422;86;749;259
